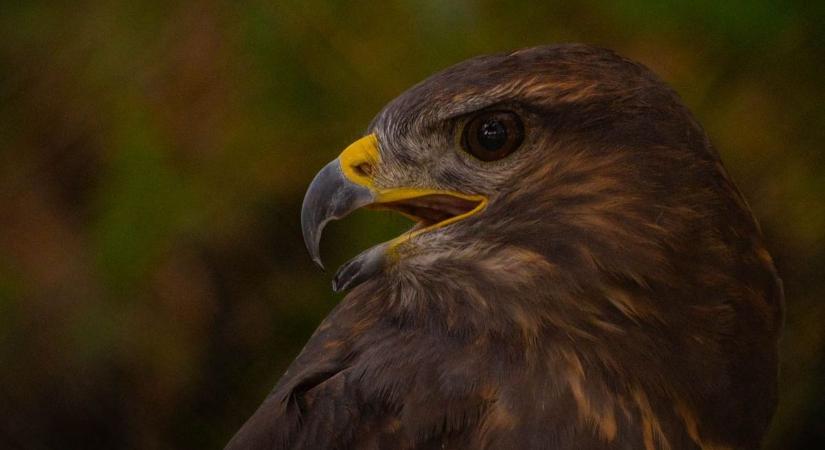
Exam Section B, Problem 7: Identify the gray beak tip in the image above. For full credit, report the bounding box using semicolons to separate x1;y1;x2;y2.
330;244;386;293
300;159;374;275
312;256;326;271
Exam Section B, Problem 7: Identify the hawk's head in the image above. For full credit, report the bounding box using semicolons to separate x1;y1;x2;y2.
300;44;783;446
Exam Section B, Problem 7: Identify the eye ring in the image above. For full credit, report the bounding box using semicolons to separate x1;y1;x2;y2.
461;110;524;161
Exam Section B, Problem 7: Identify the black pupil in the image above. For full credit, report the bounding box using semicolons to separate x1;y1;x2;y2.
477;119;508;151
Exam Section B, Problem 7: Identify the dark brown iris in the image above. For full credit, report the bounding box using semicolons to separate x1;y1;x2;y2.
462;111;524;161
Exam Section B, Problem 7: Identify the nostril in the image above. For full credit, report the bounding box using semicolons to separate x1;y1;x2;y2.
353;162;374;178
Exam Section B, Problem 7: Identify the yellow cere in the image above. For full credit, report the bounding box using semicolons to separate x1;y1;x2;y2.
339;133;380;188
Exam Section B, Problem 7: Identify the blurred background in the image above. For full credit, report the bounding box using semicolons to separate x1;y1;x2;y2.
1;1;823;448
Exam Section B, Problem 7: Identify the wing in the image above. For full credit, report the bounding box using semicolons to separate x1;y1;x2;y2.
224;297;365;450
224;283;509;450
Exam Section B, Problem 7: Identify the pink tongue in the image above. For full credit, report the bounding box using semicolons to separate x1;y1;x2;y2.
403;195;478;217
405;204;452;225
381;194;480;228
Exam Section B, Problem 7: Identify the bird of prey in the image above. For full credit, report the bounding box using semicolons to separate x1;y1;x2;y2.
226;44;783;450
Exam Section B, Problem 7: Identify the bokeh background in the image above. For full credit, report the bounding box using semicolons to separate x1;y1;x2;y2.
1;1;823;448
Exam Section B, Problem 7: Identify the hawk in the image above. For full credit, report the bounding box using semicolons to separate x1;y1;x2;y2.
226;44;783;450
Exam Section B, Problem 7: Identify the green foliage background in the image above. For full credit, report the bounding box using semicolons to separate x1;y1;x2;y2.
1;1;823;448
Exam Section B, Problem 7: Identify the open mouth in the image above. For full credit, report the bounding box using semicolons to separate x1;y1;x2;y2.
320;191;487;292
370;193;486;236
300;133;489;290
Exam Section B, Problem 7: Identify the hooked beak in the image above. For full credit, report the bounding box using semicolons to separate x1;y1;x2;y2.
301;133;487;292
301;134;379;270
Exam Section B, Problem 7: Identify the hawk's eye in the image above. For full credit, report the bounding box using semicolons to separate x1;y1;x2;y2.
462;111;524;161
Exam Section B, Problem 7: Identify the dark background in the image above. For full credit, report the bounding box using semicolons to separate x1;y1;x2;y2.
1;1;823;448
